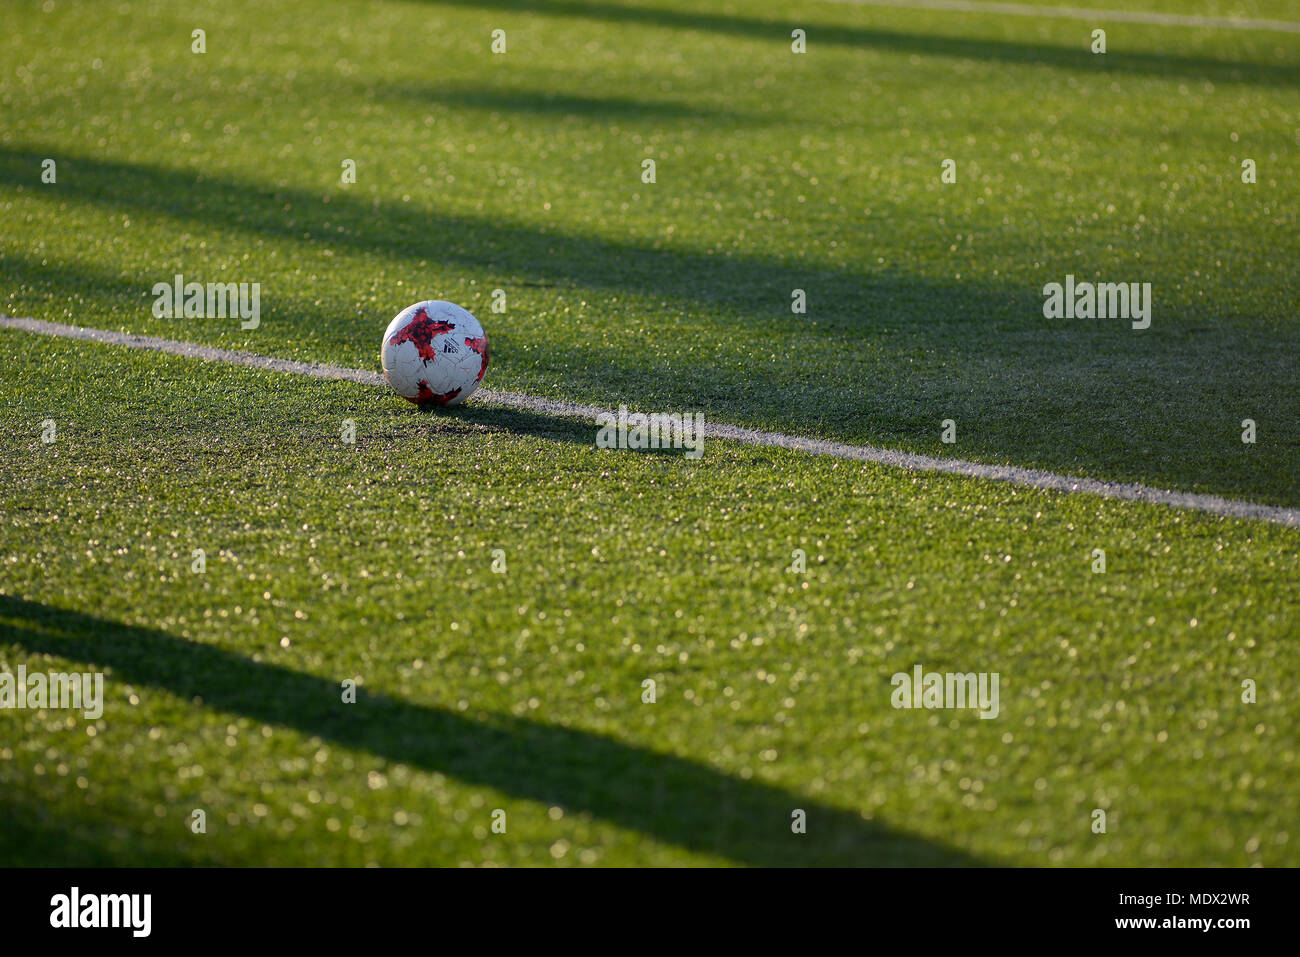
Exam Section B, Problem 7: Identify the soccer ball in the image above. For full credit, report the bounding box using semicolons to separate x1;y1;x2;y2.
381;300;489;407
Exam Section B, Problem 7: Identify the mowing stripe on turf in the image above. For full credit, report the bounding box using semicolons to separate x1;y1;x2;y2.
825;0;1300;33
2;315;1296;528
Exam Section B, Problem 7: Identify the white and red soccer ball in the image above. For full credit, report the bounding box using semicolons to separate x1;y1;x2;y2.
381;301;489;407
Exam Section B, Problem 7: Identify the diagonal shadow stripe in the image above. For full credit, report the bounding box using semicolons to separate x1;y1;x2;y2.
0;595;984;866
375;82;750;123
418;0;1300;89
827;0;1300;35
0;146;910;322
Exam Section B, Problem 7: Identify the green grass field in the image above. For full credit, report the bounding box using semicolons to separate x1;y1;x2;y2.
1;0;1298;866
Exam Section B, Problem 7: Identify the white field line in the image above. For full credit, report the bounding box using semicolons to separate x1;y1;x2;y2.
2;315;1296;528
823;0;1300;34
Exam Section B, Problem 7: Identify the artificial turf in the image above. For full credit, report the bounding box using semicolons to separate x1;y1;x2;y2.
1;0;1298;866
1;332;1297;865
1;0;1297;504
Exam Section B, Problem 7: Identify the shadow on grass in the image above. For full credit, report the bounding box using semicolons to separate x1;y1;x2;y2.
378;82;748;123
0;146;938;323
0;595;983;866
417;0;1300;89
416;400;603;448
0;789;197;867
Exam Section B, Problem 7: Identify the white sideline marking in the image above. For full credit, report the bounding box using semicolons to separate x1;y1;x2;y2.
824;0;1300;34
2;315;1296;528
